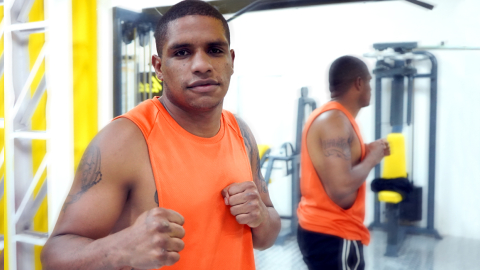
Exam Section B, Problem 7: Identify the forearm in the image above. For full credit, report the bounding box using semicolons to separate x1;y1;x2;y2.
344;156;377;195
41;230;130;270
251;206;281;250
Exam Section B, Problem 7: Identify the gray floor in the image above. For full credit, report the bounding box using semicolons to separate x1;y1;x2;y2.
254;230;480;270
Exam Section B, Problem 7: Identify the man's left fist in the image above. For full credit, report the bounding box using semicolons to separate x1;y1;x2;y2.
221;181;268;228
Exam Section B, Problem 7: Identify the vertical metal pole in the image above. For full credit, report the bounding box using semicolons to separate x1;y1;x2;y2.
149;31;153;99
425;52;438;231
413;51;440;238
296;98;304;155
143;42;147;102
124;41;128;114
4;0;18;267
390;60;405;133
46;0;75;234
133;27;138;107
291;155;300;236
385;203;400;257
112;10;123;117
373;76;382;224
407;75;415;182
295;87;308;155
406;75;414;125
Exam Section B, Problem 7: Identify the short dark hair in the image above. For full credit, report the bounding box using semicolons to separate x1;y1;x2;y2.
329;55;370;97
154;0;230;57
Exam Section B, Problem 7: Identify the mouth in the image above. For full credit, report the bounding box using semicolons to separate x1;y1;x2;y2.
187;79;220;93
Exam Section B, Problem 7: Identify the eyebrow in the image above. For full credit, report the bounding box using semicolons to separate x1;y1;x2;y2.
168;43;191;51
207;41;229;48
168;40;229;51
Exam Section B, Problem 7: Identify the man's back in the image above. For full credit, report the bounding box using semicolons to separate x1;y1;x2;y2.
297;101;370;245
296;55;389;270
306;108;363;208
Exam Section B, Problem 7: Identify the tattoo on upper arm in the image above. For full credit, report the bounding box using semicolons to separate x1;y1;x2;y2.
154;190;159;206
236;117;268;194
321;136;352;161
62;145;103;212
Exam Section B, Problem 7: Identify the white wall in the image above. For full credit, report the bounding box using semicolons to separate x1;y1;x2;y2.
96;0;480;239
225;0;480;239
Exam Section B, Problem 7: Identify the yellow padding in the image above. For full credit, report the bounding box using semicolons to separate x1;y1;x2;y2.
382;133;407;179
257;144;270;160
379;133;407;204
379;191;403;204
257;144;271;183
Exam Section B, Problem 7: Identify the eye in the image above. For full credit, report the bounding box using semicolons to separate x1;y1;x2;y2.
209;48;223;54
174;50;190;57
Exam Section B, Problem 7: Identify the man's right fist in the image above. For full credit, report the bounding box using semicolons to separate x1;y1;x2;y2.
365;139;390;165
122;208;185;269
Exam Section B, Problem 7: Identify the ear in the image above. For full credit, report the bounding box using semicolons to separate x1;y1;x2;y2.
152;55;163;81
230;49;235;75
354;76;363;92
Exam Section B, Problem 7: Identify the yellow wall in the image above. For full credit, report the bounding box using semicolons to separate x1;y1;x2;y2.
72;0;98;170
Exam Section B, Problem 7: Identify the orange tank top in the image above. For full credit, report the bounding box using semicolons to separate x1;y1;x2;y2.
297;101;370;245
115;98;255;270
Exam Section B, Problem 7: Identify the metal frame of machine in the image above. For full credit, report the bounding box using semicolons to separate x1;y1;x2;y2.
263;87;316;244
367;42;442;257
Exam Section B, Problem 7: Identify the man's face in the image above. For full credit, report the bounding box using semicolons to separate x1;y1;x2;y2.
154;15;234;112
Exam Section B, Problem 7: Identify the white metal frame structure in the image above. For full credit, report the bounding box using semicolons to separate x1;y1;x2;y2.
2;2;6;252
4;0;74;268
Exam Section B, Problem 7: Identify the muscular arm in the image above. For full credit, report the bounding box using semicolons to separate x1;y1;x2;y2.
41;119;152;270
235;117;281;250
307;111;379;209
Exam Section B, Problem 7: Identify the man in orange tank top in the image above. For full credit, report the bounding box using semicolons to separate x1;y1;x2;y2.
297;56;390;270
41;1;281;269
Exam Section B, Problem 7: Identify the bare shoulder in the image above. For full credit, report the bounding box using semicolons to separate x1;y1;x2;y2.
307;110;354;161
93;118;152;185
234;115;271;196
233;115;255;151
52;118;151;238
309;110;351;135
233;115;251;135
96;118;146;152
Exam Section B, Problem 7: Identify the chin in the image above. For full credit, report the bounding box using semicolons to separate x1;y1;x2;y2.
189;98;223;111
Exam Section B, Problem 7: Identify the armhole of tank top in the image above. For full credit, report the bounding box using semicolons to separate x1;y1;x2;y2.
225;111;244;140
124;110;162;206
226;111;254;182
146;109;161;139
146;110;162;207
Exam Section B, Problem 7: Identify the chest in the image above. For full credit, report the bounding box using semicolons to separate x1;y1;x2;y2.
150;137;252;213
147;129;253;240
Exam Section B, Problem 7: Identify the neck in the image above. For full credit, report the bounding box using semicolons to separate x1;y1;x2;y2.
331;96;361;118
159;96;223;138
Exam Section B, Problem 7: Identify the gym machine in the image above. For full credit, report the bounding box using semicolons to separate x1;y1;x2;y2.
113;7;161;117
262;87;316;244
365;42;442;257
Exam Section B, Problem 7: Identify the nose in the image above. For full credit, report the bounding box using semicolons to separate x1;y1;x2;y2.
191;50;213;75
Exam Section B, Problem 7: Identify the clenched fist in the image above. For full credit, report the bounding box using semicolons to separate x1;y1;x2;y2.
221;181;268;228
121;208;185;269
365;138;390;165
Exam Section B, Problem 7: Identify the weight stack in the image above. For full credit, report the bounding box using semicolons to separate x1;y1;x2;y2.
399;186;422;222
